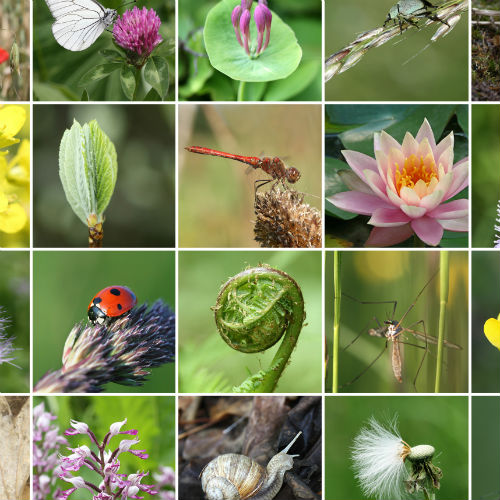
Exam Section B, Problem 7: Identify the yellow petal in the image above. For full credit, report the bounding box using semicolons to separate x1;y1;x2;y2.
0;192;7;212
0;202;27;233
484;318;500;350
0;106;25;150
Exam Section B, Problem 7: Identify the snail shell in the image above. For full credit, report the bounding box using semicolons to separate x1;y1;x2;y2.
200;431;302;500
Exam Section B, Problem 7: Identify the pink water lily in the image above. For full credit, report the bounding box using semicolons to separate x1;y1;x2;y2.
329;119;469;246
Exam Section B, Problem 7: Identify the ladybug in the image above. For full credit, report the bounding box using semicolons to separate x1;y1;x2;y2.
88;286;137;325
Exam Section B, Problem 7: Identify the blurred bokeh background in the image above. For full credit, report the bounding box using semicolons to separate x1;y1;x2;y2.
179;0;321;101
33;251;175;393
0;104;30;248
472;251;500;392
472;396;500;500
178;250;322;393
325;251;468;393
0;252;29;392
472;104;500;247
0;0;29;100
35;395;175;499
325;0;468;101
33;104;175;248
33;0;174;101
179;103;322;247
325;396;468;500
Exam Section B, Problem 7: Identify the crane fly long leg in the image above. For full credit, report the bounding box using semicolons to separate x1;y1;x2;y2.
403;328;462;350
393;268;439;331
342;316;383;352
342;292;398;324
340;341;388;389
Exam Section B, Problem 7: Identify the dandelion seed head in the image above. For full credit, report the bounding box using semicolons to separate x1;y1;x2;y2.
352;416;409;500
408;444;435;462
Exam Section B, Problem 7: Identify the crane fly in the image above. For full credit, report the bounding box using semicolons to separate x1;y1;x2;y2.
341;269;462;391
185;146;301;191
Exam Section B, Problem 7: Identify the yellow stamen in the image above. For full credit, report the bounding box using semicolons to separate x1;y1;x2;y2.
394;154;437;195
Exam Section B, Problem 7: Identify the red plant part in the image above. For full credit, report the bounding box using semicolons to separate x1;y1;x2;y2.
0;48;8;64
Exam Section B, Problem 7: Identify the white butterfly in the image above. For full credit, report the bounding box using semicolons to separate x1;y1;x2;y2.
44;0;117;51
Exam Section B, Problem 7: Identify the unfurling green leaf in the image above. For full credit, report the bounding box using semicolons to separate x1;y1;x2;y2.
59;119;117;226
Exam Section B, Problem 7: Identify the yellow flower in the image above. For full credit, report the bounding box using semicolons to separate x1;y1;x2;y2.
0;106;26;150
0;105;29;243
484;314;500;350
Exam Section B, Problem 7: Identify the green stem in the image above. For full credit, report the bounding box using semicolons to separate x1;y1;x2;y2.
434;252;449;392
332;251;341;393
237;80;246;101
213;266;305;393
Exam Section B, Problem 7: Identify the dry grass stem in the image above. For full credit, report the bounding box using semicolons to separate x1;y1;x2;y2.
325;0;468;82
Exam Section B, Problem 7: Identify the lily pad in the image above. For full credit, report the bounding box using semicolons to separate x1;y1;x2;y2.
204;0;302;82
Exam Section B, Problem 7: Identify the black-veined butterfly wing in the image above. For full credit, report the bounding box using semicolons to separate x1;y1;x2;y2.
44;0;117;51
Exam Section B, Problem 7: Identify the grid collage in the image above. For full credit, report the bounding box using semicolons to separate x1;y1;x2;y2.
0;0;497;499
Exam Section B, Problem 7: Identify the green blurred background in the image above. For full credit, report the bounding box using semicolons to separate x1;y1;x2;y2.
33;0;175;101
325;396;468;500
325;251;468;393
179;103;322;247
0;252;29;392
178;250;322;393
325;0;468;101
471;104;500;247
178;0;321;101
34;251;175;393
472;397;500;500
472;251;500;392
35;395;175;499
33;104;175;248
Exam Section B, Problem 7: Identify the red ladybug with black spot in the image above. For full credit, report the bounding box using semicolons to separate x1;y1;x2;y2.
88;286;137;325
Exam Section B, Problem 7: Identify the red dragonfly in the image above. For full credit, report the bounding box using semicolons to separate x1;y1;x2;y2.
185;146;301;190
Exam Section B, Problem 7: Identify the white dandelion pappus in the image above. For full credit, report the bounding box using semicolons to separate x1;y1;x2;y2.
43;0;117;51
351;416;410;500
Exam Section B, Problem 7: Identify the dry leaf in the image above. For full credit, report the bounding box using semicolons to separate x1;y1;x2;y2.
0;397;29;500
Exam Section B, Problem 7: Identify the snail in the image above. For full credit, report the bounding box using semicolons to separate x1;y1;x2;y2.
200;431;302;500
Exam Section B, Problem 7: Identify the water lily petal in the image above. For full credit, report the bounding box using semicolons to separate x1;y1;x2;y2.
341;150;378;183
401;131;419;157
484;318;500;350
411;216;444;246
363;169;390;201
416;138;434;163
338;170;373;194
365;224;413;247
386;186;404;207
419;189;446;212
368;207;411;226
377;130;401;155
415;118;437;155
437;145;454;174
445;159;469;199
435;131;454;161
438;216;468;231
400;186;421;205
428;199;468;219
400;204;427;218
328;191;391;215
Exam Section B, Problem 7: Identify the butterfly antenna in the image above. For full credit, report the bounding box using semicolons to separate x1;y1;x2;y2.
120;0;137;7
394;268;439;331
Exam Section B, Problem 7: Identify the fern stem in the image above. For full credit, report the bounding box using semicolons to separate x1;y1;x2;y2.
434;252;449;393
332;251;341;393
213;266;305;393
